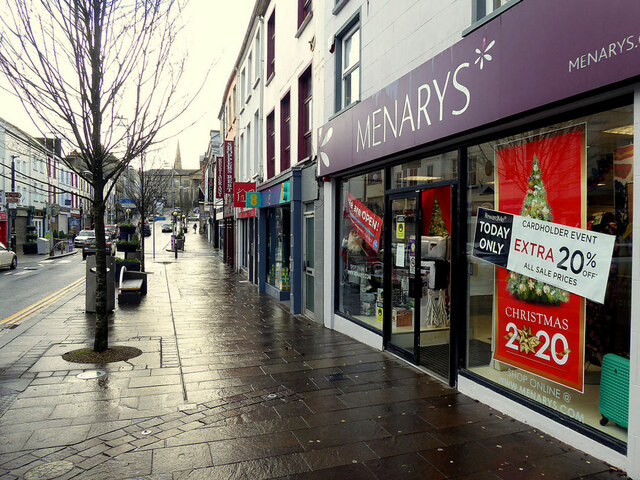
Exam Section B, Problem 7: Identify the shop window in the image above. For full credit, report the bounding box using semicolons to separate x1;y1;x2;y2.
266;207;290;290
280;92;291;171
298;67;312;161
465;104;633;444
337;170;385;332
267;11;275;80
335;20;360;112
266;110;275;178
391;151;458;189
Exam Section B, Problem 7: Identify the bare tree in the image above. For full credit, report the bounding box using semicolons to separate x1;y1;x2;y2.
0;0;190;351
122;157;170;271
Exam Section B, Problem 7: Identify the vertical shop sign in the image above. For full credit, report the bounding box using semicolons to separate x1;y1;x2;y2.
224;141;234;195
345;192;383;251
493;125;587;392
216;156;223;199
208;177;214;202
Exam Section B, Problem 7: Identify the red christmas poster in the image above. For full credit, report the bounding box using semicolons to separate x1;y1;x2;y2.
494;125;586;392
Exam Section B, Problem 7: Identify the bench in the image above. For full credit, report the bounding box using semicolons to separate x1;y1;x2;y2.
118;267;147;304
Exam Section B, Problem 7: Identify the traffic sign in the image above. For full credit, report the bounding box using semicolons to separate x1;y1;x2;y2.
5;192;21;204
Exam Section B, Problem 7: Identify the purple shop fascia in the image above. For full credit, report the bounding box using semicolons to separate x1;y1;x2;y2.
318;0;640;176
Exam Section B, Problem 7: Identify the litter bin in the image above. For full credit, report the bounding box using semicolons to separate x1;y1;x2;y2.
36;237;49;255
86;255;115;312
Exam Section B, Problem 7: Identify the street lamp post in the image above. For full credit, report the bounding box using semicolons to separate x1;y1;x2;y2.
172;210;178;259
9;155;17;253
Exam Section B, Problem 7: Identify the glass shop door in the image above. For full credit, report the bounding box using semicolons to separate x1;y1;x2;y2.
386;193;420;362
385;186;454;382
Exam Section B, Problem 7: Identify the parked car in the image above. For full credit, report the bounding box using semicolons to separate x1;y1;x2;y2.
161;223;172;233
142;224;151;236
74;229;95;247
0;242;17;270
105;224;119;240
82;235;115;260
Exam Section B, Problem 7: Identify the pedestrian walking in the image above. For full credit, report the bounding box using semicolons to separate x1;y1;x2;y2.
193;223;197;233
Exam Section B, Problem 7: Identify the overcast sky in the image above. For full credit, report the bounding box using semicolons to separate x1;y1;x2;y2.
0;0;254;170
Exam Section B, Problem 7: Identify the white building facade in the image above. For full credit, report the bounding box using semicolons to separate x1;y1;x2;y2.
319;0;639;475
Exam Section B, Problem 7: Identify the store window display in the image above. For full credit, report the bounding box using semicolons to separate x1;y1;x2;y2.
266;208;291;290
338;170;385;331
466;104;633;443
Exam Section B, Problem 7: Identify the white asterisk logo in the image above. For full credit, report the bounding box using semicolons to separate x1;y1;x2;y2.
475;38;495;70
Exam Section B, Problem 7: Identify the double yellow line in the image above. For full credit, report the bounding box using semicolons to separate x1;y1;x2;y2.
0;277;85;327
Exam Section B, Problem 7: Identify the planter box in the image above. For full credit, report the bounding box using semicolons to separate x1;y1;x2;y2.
116;243;139;253
22;243;38;254
119;224;136;234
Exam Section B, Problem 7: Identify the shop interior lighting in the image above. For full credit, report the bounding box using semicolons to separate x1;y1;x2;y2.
404;176;443;182
603;125;634;135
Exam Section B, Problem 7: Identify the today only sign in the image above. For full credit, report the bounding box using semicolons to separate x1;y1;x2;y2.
473;208;615;304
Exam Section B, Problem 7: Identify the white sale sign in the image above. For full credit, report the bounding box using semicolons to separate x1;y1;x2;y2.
473;208;616;304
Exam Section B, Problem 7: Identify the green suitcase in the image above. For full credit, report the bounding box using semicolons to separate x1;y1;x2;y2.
599;353;630;428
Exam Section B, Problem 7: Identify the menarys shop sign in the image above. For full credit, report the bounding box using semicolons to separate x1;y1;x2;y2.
317;0;640;176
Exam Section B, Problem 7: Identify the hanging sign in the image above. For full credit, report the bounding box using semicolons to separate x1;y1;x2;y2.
280;181;290;203
224;141;234;195
216;156;224;198
246;192;261;208
233;182;256;207
345;192;382;251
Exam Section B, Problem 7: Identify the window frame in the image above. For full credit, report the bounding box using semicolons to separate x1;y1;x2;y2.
297;0;312;29
267;11;276;81
298;66;312;162
464;0;522;36
334;11;360;114
280;91;291;172
266;109;275;179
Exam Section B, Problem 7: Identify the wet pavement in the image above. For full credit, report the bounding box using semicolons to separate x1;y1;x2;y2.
0;233;630;479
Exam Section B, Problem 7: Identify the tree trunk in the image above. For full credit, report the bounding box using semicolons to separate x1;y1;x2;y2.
93;182;109;352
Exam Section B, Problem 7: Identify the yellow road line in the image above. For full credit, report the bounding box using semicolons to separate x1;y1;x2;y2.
1;277;85;326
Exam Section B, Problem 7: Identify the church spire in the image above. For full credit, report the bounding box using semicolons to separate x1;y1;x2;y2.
174;140;182;170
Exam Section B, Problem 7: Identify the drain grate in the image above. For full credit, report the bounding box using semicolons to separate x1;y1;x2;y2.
324;373;347;382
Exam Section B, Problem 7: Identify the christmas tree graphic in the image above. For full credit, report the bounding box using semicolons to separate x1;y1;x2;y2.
428;197;448;236
506;155;570;305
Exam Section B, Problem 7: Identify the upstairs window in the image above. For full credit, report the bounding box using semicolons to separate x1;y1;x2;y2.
267;110;275;179
267;12;275;80
247;53;253;91
298;0;312;29
473;0;518;22
240;68;246;105
298;67;312;161
335;18;360;112
280;92;291;171
254;32;261;83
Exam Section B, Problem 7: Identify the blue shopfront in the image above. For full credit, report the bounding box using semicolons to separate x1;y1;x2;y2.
257;169;303;315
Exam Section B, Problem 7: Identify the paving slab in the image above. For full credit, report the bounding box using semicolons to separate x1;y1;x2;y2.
0;235;629;479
